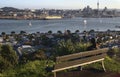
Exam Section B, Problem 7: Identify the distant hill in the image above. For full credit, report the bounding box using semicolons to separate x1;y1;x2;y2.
1;7;20;12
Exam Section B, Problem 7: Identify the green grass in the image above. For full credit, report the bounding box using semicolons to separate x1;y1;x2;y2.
84;56;120;73
105;56;120;73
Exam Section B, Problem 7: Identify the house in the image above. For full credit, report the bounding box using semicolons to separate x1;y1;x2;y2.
0;37;3;43
17;45;36;56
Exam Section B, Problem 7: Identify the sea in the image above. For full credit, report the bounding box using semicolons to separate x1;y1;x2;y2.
0;17;120;34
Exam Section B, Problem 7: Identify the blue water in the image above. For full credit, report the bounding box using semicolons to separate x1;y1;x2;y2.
0;17;120;34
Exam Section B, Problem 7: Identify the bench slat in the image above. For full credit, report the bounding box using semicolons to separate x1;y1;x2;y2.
56;48;108;62
54;53;106;72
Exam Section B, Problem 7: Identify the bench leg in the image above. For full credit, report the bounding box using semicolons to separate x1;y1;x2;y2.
102;60;106;72
80;66;83;71
54;72;56;77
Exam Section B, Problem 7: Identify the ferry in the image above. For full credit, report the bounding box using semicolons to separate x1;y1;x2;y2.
44;16;62;20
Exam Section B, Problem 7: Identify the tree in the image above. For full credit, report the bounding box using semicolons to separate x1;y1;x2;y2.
57;30;62;34
11;31;16;36
20;31;26;35
30;50;47;60
0;45;18;72
89;29;95;34
48;30;52;34
0;56;12;72
75;30;80;33
1;32;6;42
11;31;15;35
56;39;75;56
1;32;6;36
67;30;71;34
55;39;91;56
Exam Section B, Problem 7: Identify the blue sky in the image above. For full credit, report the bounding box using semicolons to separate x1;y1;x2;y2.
0;0;120;9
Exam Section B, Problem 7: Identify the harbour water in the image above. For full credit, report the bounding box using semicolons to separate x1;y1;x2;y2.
0;17;120;34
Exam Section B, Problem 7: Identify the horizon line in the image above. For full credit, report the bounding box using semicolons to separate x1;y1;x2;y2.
0;6;120;10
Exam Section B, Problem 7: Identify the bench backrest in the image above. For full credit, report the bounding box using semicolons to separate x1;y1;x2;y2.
53;48;108;72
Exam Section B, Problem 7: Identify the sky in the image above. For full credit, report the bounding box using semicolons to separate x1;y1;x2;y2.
0;0;120;9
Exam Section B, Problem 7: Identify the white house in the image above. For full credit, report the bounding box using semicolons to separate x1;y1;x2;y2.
0;37;3;43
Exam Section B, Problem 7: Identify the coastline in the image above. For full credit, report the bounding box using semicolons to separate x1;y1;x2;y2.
1;16;120;20
0;15;63;20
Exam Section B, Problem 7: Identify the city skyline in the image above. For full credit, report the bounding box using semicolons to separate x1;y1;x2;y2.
0;0;120;9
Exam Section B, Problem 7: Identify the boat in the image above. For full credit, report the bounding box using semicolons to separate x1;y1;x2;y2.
29;21;32;26
44;16;62;20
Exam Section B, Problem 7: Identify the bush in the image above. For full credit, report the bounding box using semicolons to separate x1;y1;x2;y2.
75;42;91;52
0;56;13;72
56;39;91;56
2;60;54;77
0;45;18;72
107;47;120;58
104;56;120;73
56;39;75;56
20;49;47;64
29;50;47;60
84;56;120;73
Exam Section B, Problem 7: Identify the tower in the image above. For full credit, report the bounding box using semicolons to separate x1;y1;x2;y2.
97;0;99;17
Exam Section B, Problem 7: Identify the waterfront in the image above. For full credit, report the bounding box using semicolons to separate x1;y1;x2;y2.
0;17;120;77
0;17;120;34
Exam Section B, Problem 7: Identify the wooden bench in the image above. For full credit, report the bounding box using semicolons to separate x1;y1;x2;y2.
52;48;108;77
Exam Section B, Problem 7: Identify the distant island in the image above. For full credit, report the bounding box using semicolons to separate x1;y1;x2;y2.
0;6;120;20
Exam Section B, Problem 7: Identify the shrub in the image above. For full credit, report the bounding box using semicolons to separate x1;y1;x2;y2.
0;45;18;72
20;49;47;64
0;56;13;72
104;56;120;73
56;39;75;56
56;39;91;56
2;60;54;77
75;42;91;52
1;45;18;65
30;50;47;60
107;47;120;58
84;56;120;73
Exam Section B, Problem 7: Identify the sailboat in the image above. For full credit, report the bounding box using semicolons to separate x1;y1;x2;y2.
29;21;32;26
84;20;87;30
